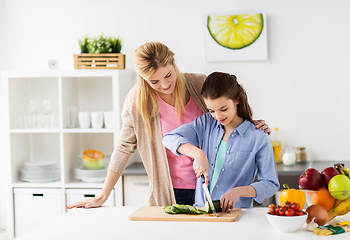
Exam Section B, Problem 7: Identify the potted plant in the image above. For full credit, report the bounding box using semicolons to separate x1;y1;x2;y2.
74;34;125;69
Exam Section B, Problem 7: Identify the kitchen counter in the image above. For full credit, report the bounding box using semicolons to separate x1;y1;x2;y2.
18;207;350;240
125;161;350;176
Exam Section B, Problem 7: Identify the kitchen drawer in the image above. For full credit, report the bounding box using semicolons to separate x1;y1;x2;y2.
123;175;149;206
66;188;115;208
14;188;62;238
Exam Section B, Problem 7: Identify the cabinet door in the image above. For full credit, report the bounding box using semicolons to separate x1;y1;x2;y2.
14;188;62;238
66;188;115;208
123;175;149;206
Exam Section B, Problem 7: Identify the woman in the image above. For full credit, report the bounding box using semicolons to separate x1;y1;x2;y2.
163;72;279;211
67;42;270;208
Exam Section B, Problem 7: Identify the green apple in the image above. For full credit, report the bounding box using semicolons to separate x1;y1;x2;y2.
328;175;350;200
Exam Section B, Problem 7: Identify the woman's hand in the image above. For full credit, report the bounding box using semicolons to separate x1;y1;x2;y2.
66;194;106;209
253;119;271;135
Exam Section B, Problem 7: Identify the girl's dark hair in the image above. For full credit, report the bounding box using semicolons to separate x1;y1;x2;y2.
201;72;253;122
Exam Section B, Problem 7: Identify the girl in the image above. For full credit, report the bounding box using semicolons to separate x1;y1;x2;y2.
163;72;279;211
67;43;270;209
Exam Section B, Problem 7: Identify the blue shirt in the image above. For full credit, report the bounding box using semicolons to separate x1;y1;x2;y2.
162;112;280;208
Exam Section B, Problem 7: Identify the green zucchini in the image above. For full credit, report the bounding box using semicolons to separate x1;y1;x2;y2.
205;200;222;213
164;204;206;215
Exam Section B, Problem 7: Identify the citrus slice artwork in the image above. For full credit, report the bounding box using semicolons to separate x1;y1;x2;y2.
204;13;268;62
207;14;264;50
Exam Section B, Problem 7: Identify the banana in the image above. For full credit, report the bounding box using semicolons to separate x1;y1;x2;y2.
328;199;343;221
336;164;350;178
334;196;350;217
342;166;350;179
334;163;344;175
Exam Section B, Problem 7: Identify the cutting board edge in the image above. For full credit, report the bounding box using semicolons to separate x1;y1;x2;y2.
128;216;239;222
128;207;242;222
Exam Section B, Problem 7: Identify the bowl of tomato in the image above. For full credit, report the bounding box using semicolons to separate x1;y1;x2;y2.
266;202;308;233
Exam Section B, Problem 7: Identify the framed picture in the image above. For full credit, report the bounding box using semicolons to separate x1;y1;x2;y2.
204;13;268;62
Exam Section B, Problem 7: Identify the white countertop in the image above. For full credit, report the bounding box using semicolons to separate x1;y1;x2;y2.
18;207;350;240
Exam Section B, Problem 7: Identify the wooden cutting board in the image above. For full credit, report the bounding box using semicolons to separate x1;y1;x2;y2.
129;206;242;222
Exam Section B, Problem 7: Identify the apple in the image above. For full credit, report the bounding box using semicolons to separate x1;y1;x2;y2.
328;175;350;200
299;168;322;190
321;167;340;187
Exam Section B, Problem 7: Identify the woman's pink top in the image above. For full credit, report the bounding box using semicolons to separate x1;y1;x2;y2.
157;94;204;189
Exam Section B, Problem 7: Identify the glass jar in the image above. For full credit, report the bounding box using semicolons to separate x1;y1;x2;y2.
296;147;307;163
282;147;296;166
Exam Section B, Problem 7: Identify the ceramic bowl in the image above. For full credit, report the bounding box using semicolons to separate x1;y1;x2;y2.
266;212;308;232
82;149;106;170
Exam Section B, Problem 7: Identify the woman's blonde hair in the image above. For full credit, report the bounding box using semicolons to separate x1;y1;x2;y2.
133;41;187;136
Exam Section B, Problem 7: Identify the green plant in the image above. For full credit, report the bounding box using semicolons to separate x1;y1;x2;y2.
78;35;123;54
78;37;89;53
88;34;112;54
109;36;122;53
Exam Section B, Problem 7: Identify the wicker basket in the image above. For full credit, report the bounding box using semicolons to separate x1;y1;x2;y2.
74;53;125;69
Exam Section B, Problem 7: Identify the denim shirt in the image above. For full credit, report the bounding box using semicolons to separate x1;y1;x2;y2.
162;112;280;208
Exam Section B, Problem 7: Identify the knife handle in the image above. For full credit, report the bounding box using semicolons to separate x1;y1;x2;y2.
201;174;205;184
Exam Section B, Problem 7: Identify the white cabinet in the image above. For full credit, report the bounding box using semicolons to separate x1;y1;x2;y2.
66;188;115;207
2;70;133;238
123;175;150;206
14;188;62;237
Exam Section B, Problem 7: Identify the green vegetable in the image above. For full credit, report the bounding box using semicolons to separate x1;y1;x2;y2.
205;200;222;213
164;204;206;215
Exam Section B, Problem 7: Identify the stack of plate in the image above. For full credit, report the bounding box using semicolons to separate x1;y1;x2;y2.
74;167;107;183
74;156;109;183
21;161;60;182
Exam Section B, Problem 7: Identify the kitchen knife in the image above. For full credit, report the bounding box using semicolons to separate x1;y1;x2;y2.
201;175;218;217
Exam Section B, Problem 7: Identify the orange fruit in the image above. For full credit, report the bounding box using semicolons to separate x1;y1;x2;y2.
310;187;335;211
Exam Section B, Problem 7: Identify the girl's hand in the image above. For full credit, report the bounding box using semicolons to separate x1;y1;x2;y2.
253;119;271;135
220;188;240;212
192;149;210;186
66;195;106;209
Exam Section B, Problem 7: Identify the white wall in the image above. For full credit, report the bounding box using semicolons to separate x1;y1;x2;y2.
0;0;7;233
1;0;350;229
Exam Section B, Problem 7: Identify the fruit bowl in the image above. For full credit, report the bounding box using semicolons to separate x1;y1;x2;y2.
300;188;350;209
266;212;308;232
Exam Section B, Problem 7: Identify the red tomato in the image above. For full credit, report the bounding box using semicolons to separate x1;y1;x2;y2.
278;207;286;216
295;210;306;216
268;204;276;215
291;203;300;211
285;208;295;216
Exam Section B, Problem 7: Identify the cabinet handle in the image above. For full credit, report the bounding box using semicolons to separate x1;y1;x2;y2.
84;194;95;198
32;193;44;197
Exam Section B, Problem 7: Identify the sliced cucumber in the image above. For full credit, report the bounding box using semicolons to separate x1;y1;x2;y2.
164;205;175;214
205;200;222;213
164;204;207;215
170;204;182;214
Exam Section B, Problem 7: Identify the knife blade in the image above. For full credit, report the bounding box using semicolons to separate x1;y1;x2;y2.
201;175;218;217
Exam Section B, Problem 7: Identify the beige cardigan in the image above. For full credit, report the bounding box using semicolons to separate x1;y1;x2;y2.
108;73;207;206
